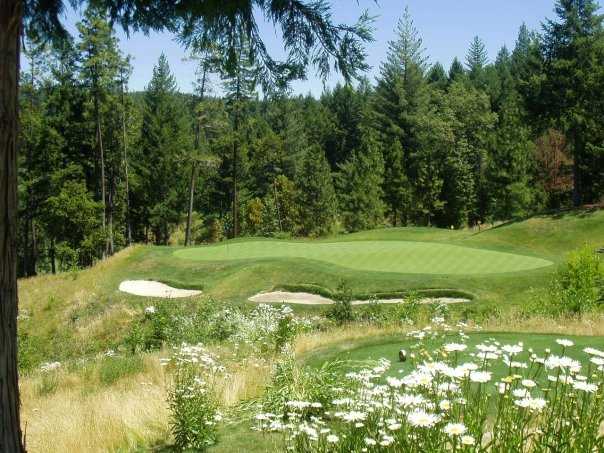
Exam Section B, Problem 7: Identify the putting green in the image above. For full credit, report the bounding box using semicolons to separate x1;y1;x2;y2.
174;240;553;275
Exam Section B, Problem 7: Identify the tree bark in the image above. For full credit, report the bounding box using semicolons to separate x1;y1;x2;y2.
93;74;107;258
0;0;25;450
185;163;197;246
120;71;132;245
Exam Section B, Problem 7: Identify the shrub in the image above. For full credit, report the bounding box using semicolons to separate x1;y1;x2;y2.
526;245;603;316
327;281;355;325
166;344;224;451
554;245;603;314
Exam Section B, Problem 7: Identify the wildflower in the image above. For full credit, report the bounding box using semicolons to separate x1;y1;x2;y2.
326;434;339;443
380;435;394;446
513;388;530;398
342;411;367;423
573;381;598;393
364;438;377;446
407;409;440;428
40;361;61;373
469;371;492;383
387;423;402;431
444;343;467;352
502;344;523;355
144;305;156;314
461;435;476;446
584;347;604;358
515;397;546;412
521;379;536;388
556;339;574;347
590;357;604;366
443;423;467;437
439;399;451;411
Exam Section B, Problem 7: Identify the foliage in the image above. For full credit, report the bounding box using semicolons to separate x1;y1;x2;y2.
526;245;603;316
166;344;224;451
256;325;604;452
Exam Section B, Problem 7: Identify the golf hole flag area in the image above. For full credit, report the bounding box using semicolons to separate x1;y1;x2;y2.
174;240;553;275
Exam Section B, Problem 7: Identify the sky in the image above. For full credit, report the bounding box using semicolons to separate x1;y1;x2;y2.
30;0;561;97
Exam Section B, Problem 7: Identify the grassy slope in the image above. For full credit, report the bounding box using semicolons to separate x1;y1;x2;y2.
120;208;604;312
19;209;603;368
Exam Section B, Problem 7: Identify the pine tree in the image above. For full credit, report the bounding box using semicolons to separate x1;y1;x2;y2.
448;57;465;83
141;54;192;244
321;83;366;168
185;47;219;246
336;132;385;232
220;33;258;237
427;62;448;90
541;0;604;205
373;6;432;224
78;7;128;256
296;145;337;236
466;36;489;88
383;140;412;226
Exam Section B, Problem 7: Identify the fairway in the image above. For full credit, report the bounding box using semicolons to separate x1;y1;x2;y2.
174;240;553;275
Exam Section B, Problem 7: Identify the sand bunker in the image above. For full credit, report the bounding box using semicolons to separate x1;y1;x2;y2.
248;291;469;306
119;280;202;298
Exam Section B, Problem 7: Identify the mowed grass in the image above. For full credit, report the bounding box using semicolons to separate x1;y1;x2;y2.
174;240;553;275
304;332;604;381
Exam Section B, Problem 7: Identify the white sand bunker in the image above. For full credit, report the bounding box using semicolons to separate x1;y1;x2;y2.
248;291;469;306
119;280;202;298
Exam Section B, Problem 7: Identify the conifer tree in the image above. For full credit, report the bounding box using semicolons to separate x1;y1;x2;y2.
383;140;412;226
466;36;489;88
221;33;258;237
296;145;337;236
448;57;465;83
78;7;128;256
141;54;192;244
541;0;604;205
427;62;448;90
336;132;385;232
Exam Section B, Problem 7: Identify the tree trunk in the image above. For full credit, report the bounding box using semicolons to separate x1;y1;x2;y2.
107;179;114;256
29;219;36;276
93;78;107;258
50;239;56;275
572;153;582;207
0;0;25;450
120;72;132;245
185;163;197;246
232;136;239;238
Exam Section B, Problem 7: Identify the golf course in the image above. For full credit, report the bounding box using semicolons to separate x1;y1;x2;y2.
174;240;553;275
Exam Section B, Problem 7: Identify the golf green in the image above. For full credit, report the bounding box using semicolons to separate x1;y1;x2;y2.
174;240;553;275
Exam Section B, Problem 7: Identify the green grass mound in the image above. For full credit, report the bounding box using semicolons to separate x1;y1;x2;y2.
174;240;553;275
306;332;604;380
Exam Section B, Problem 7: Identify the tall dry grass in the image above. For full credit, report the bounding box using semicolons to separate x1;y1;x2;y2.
20;354;168;452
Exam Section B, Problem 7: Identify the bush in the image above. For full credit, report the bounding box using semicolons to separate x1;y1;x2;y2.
526;245;603;316
554;245;603;314
327;281;355;325
167;344;224;451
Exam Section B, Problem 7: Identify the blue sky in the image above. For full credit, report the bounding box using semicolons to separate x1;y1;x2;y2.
33;0;560;96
